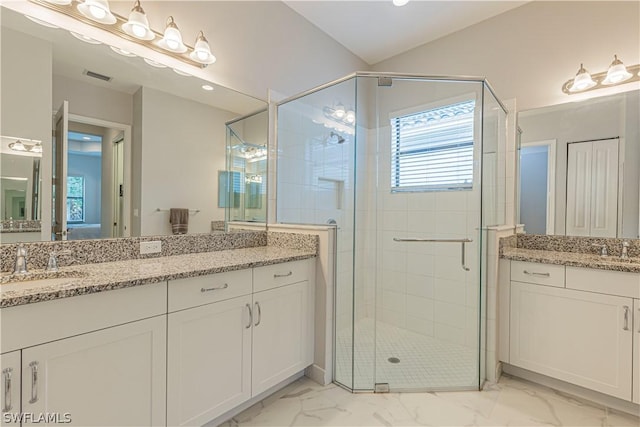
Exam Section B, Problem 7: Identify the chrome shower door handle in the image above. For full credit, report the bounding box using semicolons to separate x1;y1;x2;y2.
392;237;473;272
29;361;39;404
2;368;12;412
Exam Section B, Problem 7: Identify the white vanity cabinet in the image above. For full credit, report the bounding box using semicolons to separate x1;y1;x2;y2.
0;283;168;427
167;259;315;426
167;270;253;427
634;299;639;405
0;351;20;427
21;316;167;427
507;261;640;403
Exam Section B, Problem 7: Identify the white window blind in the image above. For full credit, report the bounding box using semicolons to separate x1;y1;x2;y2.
391;99;475;192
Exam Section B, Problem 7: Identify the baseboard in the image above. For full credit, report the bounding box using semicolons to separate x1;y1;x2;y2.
305;364;330;385
502;364;640;417
204;371;305;427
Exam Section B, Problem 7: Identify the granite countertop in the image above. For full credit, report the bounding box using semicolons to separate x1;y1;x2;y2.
0;246;316;309
1;228;41;233
501;246;640;273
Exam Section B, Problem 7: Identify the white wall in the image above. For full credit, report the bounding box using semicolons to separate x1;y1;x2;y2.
134;87;236;236
372;1;640;112
0;27;52;240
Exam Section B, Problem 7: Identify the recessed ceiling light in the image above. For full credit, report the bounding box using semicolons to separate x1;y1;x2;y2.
70;31;102;45
202;84;214;91
110;46;137;57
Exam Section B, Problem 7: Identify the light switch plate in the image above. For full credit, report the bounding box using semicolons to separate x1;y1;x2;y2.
140;241;162;254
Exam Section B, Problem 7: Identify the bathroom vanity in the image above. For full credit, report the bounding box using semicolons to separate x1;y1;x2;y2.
0;238;316;427
499;236;640;408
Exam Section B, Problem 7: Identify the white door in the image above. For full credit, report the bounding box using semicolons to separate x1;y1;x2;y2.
52;101;69;241
252;281;313;396
566;138;619;237
634;299;639;404
1;351;20;427
510;282;633;400
21;316;166;427
167;295;252;426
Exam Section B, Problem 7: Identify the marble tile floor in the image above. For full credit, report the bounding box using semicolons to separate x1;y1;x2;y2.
220;375;640;427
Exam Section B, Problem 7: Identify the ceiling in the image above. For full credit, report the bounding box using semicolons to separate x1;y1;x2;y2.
284;1;529;65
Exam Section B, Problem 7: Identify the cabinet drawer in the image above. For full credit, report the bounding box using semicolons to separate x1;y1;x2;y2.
511;261;565;287
566;267;640;298
168;269;252;312
253;259;311;293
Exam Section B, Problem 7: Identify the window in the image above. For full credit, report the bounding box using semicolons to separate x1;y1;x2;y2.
391;99;475;192
66;175;85;223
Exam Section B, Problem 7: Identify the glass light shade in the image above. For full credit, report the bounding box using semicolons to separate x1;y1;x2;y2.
345;110;356;124
568;64;596;92
158;17;187;53
189;31;216;64
77;0;117;25
334;104;346;118
602;55;633;85
110;46;136;57
393;0;410;6
122;1;154;41
9;141;27;152
30;143;43;154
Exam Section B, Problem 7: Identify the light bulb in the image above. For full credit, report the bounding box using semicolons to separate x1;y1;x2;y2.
334;104;346;118
345;110;356;124
131;23;146;38
159;17;186;53
189;31;216;64
602;55;633;85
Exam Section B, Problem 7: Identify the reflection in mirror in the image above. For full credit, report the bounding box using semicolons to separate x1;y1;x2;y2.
225;109;268;225
0;6;267;243
518;89;639;239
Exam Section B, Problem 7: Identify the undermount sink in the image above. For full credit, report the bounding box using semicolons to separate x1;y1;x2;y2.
0;270;87;293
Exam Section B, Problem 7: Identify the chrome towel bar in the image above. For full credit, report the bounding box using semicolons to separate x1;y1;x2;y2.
393;237;473;271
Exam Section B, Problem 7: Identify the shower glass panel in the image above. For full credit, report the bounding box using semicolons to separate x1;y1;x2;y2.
276;73;507;393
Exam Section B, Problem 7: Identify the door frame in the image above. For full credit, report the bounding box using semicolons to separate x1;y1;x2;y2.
68;113;132;238
520;139;556;234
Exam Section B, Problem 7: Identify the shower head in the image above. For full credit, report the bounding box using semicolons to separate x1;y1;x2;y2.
327;131;345;144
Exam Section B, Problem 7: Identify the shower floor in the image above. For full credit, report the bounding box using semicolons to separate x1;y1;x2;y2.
335;318;478;391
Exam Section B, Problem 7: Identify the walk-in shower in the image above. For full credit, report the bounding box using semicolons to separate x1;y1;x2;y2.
276;72;507;392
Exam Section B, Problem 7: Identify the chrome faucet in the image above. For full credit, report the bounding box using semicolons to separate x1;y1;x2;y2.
13;243;28;274
621;241;630;260
46;250;73;272
591;243;608;257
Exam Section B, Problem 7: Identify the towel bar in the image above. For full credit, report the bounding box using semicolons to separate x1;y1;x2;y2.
155;208;200;214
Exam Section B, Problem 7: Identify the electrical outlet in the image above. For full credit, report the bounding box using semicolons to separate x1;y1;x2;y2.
140;241;162;254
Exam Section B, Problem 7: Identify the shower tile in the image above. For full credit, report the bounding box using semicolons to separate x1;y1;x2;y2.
406;273;434;299
406;296;434;321
434;300;467;329
434;278;466;304
434;322;466;346
435;191;467;212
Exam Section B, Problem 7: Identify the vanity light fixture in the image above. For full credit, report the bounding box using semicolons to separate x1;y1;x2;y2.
563;55;640;94
122;0;154;41
190;31;216;65
602;55;633;85
158;16;187;53
77;0;116;25
334;103;346;118
29;0;218;69
8;140;28;152
7;138;43;154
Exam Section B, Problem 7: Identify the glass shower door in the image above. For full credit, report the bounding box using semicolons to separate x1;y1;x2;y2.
369;77;483;391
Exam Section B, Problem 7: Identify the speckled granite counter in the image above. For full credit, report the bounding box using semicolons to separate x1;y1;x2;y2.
501;246;640;273
0;245;316;309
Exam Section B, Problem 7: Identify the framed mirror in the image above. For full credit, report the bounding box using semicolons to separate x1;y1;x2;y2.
517;89;639;239
0;6;268;243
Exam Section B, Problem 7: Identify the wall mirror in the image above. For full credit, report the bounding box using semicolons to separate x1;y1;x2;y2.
0;6;268;243
517;89;639;239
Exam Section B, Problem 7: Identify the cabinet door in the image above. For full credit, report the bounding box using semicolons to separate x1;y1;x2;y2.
167;295;252;426
1;351;20;427
21;316;166;427
252;281;313;396
510;282;633;400
634;299;639;404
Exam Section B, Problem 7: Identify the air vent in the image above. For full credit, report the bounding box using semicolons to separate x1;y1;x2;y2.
83;69;112;82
